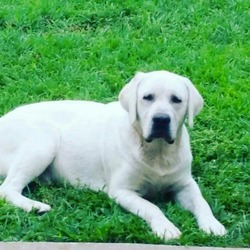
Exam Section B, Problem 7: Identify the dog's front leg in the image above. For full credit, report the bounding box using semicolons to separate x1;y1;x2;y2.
109;188;181;240
175;178;226;236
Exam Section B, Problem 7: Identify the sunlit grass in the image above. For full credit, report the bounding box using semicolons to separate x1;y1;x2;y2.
0;0;249;246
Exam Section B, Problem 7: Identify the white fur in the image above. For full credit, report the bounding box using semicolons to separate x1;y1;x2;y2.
0;70;226;240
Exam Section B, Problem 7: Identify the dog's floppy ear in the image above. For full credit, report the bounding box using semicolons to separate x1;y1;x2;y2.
119;72;146;124
184;77;204;127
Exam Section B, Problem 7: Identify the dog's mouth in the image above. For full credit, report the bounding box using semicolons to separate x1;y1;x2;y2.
145;135;175;144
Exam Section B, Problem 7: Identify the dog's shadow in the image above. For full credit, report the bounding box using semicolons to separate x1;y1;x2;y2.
23;181;176;209
143;190;176;206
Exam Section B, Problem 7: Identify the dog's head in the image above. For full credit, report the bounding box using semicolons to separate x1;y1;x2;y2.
119;70;203;144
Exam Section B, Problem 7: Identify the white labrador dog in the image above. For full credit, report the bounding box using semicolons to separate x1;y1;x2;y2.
0;70;226;240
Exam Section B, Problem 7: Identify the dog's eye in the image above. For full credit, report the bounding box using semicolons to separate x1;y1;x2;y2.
171;95;182;104
143;94;154;101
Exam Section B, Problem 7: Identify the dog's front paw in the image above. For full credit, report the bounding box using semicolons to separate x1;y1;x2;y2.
198;217;226;236
151;218;181;241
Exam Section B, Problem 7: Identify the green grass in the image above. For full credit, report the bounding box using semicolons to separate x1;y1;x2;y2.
0;0;249;246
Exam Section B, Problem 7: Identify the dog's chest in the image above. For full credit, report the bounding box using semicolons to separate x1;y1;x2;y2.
143;145;181;174
138;151;183;194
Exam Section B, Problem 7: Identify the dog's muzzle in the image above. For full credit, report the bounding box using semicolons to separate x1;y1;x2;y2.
146;114;174;144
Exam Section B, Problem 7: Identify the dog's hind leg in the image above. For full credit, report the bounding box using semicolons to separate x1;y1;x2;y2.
0;123;58;212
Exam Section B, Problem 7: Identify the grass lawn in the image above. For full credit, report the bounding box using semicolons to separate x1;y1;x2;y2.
0;0;249;246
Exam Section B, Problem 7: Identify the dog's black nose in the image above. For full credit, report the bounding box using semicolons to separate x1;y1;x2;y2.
153;114;171;126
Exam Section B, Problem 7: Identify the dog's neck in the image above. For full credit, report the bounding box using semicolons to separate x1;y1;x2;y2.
134;126;185;176
129;124;184;165
122;121;186;175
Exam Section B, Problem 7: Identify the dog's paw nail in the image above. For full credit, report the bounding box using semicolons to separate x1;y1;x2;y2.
199;218;226;236
151;219;181;240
